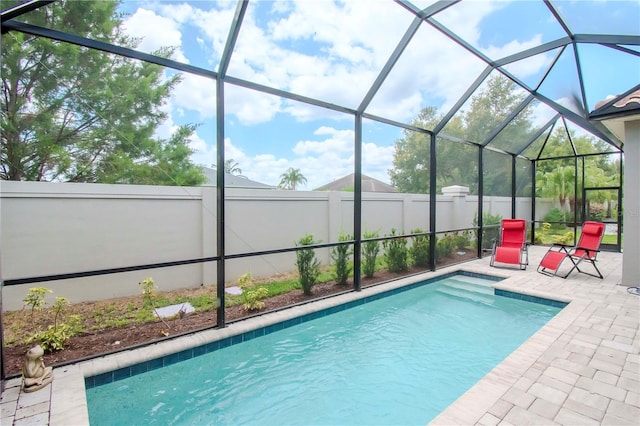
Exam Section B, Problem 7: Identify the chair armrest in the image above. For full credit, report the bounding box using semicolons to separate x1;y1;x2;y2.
550;243;572;248
575;246;601;254
547;243;572;255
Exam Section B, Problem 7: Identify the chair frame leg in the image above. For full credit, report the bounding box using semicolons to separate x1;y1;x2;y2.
489;241;496;268
574;257;604;279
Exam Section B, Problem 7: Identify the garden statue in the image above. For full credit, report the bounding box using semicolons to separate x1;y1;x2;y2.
22;345;53;393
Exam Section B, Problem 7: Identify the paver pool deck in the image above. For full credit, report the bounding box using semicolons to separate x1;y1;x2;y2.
1;245;638;425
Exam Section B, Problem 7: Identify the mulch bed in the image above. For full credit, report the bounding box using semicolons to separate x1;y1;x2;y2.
2;253;477;378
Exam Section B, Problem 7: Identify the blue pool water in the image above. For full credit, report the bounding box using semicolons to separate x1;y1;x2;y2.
86;274;563;425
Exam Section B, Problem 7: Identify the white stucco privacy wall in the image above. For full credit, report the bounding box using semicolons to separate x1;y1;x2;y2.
1;181;536;310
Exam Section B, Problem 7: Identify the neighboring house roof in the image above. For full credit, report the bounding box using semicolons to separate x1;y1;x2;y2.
592;89;640;120
314;173;397;193
202;167;275;189
591;88;640;144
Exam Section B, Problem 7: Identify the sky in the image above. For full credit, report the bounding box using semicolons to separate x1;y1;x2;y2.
117;0;640;190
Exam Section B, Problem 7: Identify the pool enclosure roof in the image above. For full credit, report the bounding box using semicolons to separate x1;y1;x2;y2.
1;0;639;161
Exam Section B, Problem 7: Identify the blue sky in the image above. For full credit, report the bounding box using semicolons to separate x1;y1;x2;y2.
118;0;639;189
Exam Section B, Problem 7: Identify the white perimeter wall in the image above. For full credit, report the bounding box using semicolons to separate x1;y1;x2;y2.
0;181;540;310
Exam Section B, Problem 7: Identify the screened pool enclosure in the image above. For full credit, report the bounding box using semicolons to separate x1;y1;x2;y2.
1;0;638;377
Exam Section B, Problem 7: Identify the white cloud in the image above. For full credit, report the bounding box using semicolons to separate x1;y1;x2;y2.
529;100;558;128
223;0;412;113
122;8;188;63
157;2;196;25
362;141;396;183
281;101;350;123
172;74;217;119
120;0;522;126
118;0;579;178
225;85;283;125
293;127;354;156
220;142;291;187
217;126;395;190
188;132;216;167
488;35;552;80
365;18;490;120
434;1;504;42
486;35;543;60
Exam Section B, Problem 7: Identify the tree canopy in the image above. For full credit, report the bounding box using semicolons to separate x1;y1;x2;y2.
535;127;620;218
389;75;529;195
388;74;615;199
1;0;206;185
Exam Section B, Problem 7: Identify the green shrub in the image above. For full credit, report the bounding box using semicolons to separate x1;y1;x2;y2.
474;212;502;250
28;324;71;352
565;210;577;223
138;277;157;308
296;234;321;296
242;287;269;311
383;229;408;273
362;231;380;278
26;297;81;352
558;231;575;245
453;231;471;249
410;228;430;267
435;233;455;259
237;272;253;288
234;272;262;311
331;233;353;286
543;208;565;228
588;204;605;221
23;287;52;317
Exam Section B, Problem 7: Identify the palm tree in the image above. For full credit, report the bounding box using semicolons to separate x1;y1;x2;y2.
279;167;307;190
224;159;242;175
536;165;575;212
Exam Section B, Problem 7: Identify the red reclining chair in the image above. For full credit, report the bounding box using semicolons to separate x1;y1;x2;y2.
490;219;529;270
537;221;605;279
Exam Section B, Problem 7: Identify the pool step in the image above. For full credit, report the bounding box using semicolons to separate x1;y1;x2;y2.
435;285;497;305
436;277;497;304
441;277;495;295
450;275;497;287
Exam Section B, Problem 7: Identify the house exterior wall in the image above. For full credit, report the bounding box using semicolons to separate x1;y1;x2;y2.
1;181;538;310
622;119;640;287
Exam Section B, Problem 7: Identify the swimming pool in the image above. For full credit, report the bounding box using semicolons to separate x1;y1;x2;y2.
86;272;565;425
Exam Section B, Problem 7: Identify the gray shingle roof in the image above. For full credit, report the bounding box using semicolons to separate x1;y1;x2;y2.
202;167;275;189
314;173;397;193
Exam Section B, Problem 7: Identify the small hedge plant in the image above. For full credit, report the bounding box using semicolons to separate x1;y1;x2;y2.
383;229;408;273
23;287;82;352
362;231;380;278
296;234;321;295
410;228;430;267
331;233;353;286
237;272;269;311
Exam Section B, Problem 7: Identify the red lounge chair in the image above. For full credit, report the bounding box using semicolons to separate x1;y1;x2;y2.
537;221;605;279
490;219;529;270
